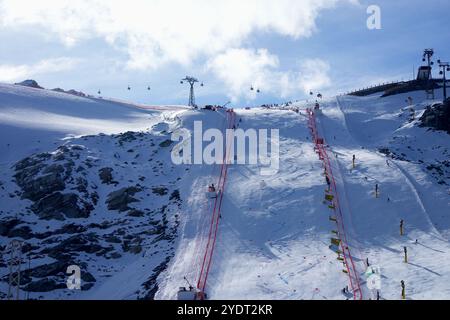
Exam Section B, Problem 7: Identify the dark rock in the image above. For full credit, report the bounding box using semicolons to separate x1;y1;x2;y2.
57;224;87;235
152;187;168;196
140;256;171;300
34;224;86;240
117;132;139;146
169;190;181;202
81;283;95;291
15;154;50;171
8;225;33;240
129;245;143;255
122;237;143;254
15;80;44;89
31;192;93;220
420;98;450;133
106;187;141;212
0;219;22;236
88;221;114;230
99;168;116;185
42;234;106;259
109;252;122;259
42;164;65;175
24;279;66;292
81;272;96;283
26;261;68;278
104;235;122;244
159;140;173;148
74;177;88;194
127;209;145;217
15;166;66;202
66;89;87;98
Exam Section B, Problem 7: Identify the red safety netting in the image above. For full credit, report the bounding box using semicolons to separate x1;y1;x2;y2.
196;110;236;299
307;108;363;300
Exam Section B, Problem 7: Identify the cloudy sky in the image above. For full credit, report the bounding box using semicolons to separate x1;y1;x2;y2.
1;0;449;106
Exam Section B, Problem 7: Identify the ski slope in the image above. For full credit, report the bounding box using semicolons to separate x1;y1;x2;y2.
1;82;449;300
315;94;450;299
158;108;353;300
158;91;450;301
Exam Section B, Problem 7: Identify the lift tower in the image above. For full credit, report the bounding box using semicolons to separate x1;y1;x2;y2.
437;60;450;101
6;240;23;300
423;49;435;99
181;76;202;108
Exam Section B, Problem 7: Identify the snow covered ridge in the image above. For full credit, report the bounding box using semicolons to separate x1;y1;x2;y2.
15;79;88;97
14;80;43;90
1;83;450;300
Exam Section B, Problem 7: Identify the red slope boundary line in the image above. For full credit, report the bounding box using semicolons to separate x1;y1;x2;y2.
197;110;236;298
307;108;363;300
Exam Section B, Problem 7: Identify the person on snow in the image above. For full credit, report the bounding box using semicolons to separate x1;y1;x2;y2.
401;281;406;300
403;247;408;263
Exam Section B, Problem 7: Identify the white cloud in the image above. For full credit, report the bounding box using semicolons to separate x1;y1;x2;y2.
0;58;80;82
206;48;279;101
295;58;331;93
207;48;331;102
0;0;357;70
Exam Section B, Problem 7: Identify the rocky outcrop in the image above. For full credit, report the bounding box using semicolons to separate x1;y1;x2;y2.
24;278;67;292
106;187;141;212
420;98;450;133
2;128;183;298
152;186;169;196
7;225;34;240
41;234;113;260
31;192;93;220
99;167;117;185
116;131;144;146
15;80;44;89
13;145;97;220
139;256;172;300
159;139;173;148
0;218;23;237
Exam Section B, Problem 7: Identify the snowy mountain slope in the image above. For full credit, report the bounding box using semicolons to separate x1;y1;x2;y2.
157;109;351;300
158;91;449;301
0;83;191;300
315;93;450;299
0;83;186;164
1;81;449;300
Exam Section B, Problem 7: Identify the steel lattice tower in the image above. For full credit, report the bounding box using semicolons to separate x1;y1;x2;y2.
437;60;450;101
6;240;23;300
423;49;435;99
181;76;201;107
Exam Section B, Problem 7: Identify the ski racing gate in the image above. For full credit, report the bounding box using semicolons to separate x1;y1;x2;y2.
307;107;363;300
178;109;237;300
